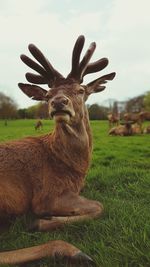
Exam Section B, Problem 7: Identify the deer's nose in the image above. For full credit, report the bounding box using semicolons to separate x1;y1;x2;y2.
51;96;69;109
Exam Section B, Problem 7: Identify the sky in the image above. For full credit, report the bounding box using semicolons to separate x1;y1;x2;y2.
0;0;150;108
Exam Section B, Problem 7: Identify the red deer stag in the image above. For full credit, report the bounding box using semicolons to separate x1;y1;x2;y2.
107;113;120;128
0;35;115;265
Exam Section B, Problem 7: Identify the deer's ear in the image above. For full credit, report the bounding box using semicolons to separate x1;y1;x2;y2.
85;72;116;98
18;83;48;101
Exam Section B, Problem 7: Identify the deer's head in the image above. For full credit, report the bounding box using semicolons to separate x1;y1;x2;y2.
19;35;116;124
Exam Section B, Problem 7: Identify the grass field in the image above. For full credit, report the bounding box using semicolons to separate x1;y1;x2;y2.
0;119;150;267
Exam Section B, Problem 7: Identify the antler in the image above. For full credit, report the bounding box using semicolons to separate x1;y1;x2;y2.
67;35;109;83
20;35;113;87
20;44;63;87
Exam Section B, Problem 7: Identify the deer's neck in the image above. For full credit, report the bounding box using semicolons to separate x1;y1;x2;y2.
49;116;92;174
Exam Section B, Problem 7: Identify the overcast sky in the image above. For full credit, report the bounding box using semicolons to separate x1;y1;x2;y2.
0;0;150;108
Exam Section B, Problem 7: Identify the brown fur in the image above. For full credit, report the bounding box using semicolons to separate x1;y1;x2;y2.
35;120;43;130
109;122;142;136
107;113;119;128
143;125;150;134
0;35;116;265
131;123;143;134
123;112;142;125
139;111;150;121
0;85;91;218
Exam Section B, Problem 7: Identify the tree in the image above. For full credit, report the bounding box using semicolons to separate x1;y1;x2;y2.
0;92;18;124
143;91;150;111
88;104;109;120
17;108;28;119
36;102;48;118
26;105;38;119
125;94;145;112
112;101;119;114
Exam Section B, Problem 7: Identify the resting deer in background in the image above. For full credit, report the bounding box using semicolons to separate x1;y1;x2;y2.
143;124;150;134
0;35;115;265
109;122;142;136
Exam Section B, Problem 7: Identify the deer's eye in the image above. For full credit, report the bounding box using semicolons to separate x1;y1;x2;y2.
78;88;85;94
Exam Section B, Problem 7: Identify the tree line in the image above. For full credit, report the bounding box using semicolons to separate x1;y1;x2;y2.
0;91;150;121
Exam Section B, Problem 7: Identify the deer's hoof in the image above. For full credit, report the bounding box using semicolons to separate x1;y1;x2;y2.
71;251;95;265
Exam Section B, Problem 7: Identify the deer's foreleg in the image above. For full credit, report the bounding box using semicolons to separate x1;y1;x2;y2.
0;240;93;265
30;211;101;232
30;192;103;231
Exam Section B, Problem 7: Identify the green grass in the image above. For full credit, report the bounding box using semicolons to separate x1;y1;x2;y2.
0;119;150;267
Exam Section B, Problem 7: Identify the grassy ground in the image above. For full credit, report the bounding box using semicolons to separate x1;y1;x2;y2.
0;119;150;267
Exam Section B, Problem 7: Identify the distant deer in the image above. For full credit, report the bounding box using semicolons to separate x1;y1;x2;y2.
123;112;142;125
35;119;43;130
0;35;115;265
143;124;150;134
139;111;150;122
107;113;120;128
109;122;142;136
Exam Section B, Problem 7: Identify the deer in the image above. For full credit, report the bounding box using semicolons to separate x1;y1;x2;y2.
123;112;142;124
143;124;150;134
108;122;142;136
35;119;43;130
0;35;116;266
139;111;150;122
107;113;120;128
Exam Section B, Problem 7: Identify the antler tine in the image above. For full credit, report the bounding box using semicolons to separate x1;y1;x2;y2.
25;73;48;84
67;35;85;80
68;36;108;83
79;42;96;81
28;44;63;82
79;58;109;83
87;72;116;87
20;54;48;78
84;58;109;76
